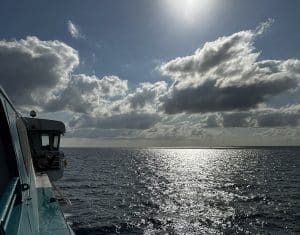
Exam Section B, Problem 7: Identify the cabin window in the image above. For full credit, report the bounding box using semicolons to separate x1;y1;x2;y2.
41;135;50;147
53;135;59;149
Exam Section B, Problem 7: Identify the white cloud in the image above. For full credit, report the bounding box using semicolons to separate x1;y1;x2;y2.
109;81;168;115
159;19;300;114
67;20;83;39
45;74;128;113
255;18;274;35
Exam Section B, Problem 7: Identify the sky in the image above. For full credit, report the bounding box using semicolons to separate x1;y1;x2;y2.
1;0;300;147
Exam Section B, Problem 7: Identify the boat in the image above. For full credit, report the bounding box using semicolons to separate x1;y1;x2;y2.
0;87;74;235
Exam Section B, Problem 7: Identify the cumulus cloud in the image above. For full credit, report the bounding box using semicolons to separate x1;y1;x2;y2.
0;36;131;116
45;74;128;113
0;36;79;108
0;36;163;132
127;81;167;110
110;81;168;114
67;20;83;39
1;19;300;141
160;19;300;114
63;81;167;132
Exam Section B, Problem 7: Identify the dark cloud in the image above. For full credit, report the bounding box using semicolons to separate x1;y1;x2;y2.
66;128;137;139
0;36;79;107
162;78;297;114
206;105;300;128
69;112;161;130
255;108;300;127
220;112;253;127
160;19;300;114
203;114;221;128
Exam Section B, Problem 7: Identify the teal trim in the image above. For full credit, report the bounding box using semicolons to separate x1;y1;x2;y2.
0;177;19;233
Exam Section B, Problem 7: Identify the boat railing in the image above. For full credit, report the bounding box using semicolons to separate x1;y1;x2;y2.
0;177;20;234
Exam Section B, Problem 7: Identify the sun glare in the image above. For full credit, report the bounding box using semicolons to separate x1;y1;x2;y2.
164;0;213;24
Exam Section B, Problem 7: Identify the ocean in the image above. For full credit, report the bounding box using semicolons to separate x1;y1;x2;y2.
57;148;300;234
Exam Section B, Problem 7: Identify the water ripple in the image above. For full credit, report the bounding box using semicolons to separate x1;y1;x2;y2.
57;148;300;234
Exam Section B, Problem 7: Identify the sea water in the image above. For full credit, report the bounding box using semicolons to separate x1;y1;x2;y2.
57;148;300;234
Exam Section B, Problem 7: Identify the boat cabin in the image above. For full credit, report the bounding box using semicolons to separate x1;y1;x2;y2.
23;117;66;181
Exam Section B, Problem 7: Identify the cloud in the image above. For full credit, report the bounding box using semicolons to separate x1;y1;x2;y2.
255;105;300;127
203;114;221;128
45;74;128;113
1;19;300;143
128;81;167;110
61;80;166;133
0;36;79;108
255;18;274;35
0;36;164;131
140;123;205;139
67;20;83;39
159;19;300;114
221;112;254;127
69;112;161;130
110;81;168;114
66;128;139;139
203;105;300;128
0;36;130;115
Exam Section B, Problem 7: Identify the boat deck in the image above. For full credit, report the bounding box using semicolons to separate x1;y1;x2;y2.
36;174;74;235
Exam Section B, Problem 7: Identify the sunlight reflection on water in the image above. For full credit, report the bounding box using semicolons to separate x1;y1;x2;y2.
140;149;240;234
